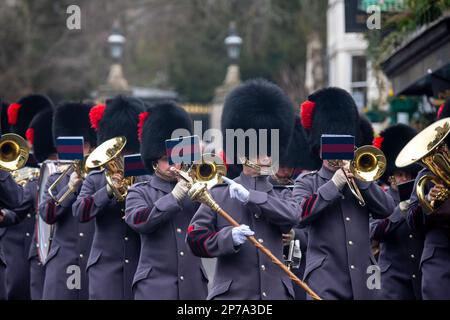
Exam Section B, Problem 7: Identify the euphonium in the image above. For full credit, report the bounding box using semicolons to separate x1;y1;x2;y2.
396;118;450;213
48;158;89;205
0;133;30;172
329;145;386;206
12;167;40;186
85;136;134;202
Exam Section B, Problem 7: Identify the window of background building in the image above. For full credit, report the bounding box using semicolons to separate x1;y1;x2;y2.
351;55;367;110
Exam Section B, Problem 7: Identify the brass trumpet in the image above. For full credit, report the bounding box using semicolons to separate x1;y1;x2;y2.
329;145;386;206
85;136;134;202
48;158;89;205
0;133;30;172
396;118;450;213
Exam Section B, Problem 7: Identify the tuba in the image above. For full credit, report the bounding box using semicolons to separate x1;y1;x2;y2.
0;133;30;172
329;145;386;206
396;118;450;213
85;136;133;202
48;158;89;206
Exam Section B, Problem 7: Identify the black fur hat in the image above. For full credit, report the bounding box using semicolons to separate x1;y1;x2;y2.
140;101;193;173
357;114;374;147
27;109;56;163
281;116;321;170
221;78;295;165
8;94;54;138
1;100;10;135
97;96;145;153
374;123;420;183
301;87;359;157
437;98;450;120
53;102;97;148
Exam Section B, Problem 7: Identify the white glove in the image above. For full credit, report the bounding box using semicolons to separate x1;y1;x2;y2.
231;224;254;246
68;171;82;192
331;169;347;190
223;176;250;204
171;179;190;202
399;199;411;213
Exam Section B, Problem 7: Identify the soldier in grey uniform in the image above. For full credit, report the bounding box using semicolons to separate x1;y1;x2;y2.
125;101;208;300
370;124;423;299
269;115;321;300
406;99;450;299
39;102;96;300
0;99;11;300
292;87;395;300
187;79;300;300
73;96;145;300
0;95;53;210
0;96;54;300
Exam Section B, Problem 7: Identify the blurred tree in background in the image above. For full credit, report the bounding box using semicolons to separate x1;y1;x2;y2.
0;0;327;104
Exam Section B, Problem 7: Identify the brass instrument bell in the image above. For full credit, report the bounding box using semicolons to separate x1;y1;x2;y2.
0;133;30;172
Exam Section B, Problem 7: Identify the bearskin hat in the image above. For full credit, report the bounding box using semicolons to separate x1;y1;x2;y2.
8;94;54;138
27;109;56;163
139;101;193;173
53;102;97;148
357;114;374;147
1;100;10;135
373;123;420;184
280;116;321;171
95;96;145;154
221;78;295;166
300;87;359;157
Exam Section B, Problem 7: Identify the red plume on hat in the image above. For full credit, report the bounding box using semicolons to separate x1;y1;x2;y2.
300;100;315;129
7;103;22;125
89;104;106;131
138;111;150;142
25;127;35;145
372;136;384;149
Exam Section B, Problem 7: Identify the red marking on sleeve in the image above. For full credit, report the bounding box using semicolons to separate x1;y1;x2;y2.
301;194;317;218
372;219;389;241
81;197;94;222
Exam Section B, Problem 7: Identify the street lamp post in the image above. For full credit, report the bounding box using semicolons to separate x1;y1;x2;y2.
224;22;242;64
97;25;131;102
209;22;243;133
108;28;126;62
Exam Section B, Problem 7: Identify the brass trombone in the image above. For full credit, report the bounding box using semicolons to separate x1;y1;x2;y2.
0;133;30;172
85;136;134;202
48;158;89;206
329;145;386;206
396;118;450;212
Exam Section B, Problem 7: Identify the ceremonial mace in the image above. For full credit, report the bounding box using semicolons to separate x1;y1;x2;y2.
174;165;322;301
